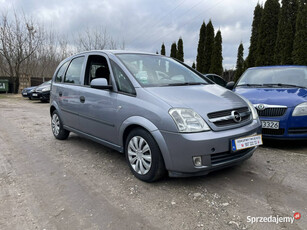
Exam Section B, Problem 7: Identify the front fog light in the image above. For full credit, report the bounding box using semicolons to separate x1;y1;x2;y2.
193;156;202;167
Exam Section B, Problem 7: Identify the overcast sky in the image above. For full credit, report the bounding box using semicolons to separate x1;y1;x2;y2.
1;0;266;70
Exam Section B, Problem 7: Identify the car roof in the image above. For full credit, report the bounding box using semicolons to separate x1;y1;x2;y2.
76;50;159;56
248;65;307;70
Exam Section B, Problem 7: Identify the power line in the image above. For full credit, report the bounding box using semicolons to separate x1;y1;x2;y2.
131;0;205;45
126;0;186;44
150;0;225;46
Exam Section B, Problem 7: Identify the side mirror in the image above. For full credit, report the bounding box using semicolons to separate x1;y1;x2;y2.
226;81;235;90
90;78;112;90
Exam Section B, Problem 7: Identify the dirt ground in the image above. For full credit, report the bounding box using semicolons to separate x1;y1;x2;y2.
0;94;306;230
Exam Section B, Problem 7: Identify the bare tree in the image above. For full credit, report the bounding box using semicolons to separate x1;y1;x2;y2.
0;11;43;92
75;27;123;52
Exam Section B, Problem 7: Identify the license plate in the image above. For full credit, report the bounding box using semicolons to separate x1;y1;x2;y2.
22;93;27;95
32;93;38;97
231;134;262;151
262;121;279;129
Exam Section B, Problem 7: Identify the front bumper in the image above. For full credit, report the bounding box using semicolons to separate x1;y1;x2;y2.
31;91;50;101
21;91;31;98
260;108;307;139
154;119;262;177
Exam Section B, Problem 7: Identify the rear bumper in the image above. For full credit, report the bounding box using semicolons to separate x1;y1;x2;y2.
154;119;261;176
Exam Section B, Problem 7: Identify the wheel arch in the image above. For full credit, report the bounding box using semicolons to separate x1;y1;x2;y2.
50;101;61;117
120;116;172;170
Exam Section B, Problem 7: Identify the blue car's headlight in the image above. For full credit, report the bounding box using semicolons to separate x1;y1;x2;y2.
169;108;210;132
42;86;50;92
293;102;307;116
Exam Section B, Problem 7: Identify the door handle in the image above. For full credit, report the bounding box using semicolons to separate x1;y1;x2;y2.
59;91;62;97
80;96;85;103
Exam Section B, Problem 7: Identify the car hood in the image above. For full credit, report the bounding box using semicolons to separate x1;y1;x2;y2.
145;85;248;117
234;87;307;108
24;86;36;91
36;84;50;91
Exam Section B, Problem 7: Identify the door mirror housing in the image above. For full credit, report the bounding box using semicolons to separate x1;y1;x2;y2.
90;78;112;90
226;81;235;90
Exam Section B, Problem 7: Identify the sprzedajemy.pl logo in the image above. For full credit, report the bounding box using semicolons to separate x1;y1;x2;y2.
247;212;301;225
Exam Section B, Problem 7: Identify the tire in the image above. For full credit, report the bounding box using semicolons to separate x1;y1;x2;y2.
51;110;70;140
125;128;166;182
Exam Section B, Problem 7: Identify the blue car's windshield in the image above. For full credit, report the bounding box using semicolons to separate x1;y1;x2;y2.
237;67;307;88
116;54;209;87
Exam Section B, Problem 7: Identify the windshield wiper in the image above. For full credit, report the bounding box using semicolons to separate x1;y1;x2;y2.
237;84;263;87
262;83;306;88
165;82;207;86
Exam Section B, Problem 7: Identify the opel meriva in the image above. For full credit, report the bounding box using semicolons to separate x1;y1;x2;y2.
50;51;262;182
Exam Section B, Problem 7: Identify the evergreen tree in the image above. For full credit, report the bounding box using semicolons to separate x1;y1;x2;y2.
275;0;298;64
209;30;223;75
292;0;307;65
204;20;215;73
161;43;166;55
246;3;263;68
176;37;184;62
192;62;196;69
256;0;280;66
235;43;244;82
170;42;177;58
196;22;206;73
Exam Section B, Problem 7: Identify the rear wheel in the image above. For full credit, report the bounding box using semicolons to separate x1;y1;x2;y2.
51;110;70;140
125;128;166;182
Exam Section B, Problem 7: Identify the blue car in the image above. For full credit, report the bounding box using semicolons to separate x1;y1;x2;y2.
231;66;307;139
21;86;37;99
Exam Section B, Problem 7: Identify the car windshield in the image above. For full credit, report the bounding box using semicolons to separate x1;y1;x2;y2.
116;54;209;87
237;67;307;88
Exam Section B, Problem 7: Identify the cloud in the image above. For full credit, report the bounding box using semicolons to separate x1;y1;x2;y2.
0;0;264;70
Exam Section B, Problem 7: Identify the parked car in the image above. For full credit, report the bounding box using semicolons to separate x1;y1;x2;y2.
21;86;37;99
31;80;51;102
204;74;227;87
50;51;262;182
227;66;307;139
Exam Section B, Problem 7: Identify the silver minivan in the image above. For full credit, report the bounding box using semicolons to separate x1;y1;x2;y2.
50;51;262;182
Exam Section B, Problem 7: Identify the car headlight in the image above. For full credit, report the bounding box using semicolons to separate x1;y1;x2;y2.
169;108;210;132
237;95;258;120
293;102;307;116
42;86;50;92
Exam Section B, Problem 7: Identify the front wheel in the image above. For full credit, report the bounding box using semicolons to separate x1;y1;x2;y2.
51;110;70;140
125;128;166;182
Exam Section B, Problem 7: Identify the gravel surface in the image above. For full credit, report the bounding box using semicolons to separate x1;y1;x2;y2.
0;95;306;230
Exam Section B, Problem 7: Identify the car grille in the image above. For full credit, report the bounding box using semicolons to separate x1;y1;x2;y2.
207;107;251;127
210;148;253;165
256;108;287;117
288;128;307;135
262;128;285;135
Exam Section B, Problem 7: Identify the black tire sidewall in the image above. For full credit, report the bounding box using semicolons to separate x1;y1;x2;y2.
125;128;165;182
51;110;69;140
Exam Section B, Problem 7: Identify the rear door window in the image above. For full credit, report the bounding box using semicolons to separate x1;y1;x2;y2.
64;57;85;85
55;61;69;83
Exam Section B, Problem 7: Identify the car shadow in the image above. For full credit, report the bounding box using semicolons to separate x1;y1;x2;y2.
262;138;307;152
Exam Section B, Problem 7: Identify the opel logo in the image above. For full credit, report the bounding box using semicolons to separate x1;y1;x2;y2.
257;104;265;110
231;111;241;123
